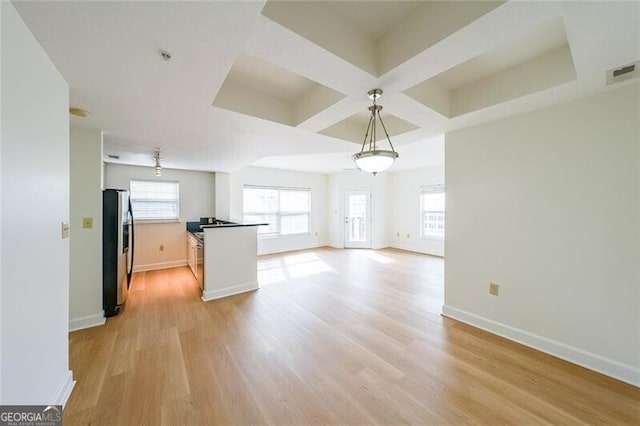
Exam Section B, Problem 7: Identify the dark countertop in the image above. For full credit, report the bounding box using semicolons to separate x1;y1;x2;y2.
187;219;267;243
199;220;268;229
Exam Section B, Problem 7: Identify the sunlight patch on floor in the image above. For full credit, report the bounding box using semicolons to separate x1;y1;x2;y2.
284;252;319;265
258;253;333;285
288;260;332;278
258;267;288;285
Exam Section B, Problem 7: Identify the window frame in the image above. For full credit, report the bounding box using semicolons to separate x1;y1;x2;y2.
243;185;311;237
129;179;180;223
420;185;445;239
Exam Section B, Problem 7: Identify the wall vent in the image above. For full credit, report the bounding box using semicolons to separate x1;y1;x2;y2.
607;61;639;85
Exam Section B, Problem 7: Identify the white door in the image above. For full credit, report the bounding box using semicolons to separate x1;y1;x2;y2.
344;191;371;248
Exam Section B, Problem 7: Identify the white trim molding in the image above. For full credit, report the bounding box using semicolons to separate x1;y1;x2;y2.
202;281;259;302
51;370;75;407
390;243;444;257
371;242;390;250
69;313;106;332
133;259;187;272
442;305;640;387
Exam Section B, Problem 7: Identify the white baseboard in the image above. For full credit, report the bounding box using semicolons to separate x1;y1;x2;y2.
327;243;343;249
133;259;187;272
202;281;259;302
51;370;75;407
442;305;640;387
69;312;105;332
372;242;390;250
390;242;444;257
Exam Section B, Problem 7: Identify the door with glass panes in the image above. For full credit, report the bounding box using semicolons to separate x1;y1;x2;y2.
344;191;371;248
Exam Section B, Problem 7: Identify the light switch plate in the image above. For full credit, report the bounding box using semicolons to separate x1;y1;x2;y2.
82;217;93;229
61;222;70;239
489;282;499;296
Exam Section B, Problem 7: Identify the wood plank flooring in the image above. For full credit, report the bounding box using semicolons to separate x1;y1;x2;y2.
65;247;639;424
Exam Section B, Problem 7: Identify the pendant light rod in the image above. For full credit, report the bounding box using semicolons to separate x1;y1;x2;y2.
376;106;396;152
153;148;162;176
361;111;375;152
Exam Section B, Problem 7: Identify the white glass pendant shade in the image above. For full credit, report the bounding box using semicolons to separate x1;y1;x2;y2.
352;150;398;175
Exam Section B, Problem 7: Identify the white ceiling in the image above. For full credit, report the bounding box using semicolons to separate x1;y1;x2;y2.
13;1;640;174
432;17;570;91
226;53;317;104
325;1;423;40
252;135;444;174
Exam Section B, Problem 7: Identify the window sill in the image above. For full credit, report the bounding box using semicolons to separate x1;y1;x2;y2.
134;219;181;225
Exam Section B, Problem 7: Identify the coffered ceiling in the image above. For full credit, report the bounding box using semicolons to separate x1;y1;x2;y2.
13;1;640;174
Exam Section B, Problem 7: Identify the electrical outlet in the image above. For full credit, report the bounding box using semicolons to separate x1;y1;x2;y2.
489;282;499;296
82;217;93;229
396;232;400;237
406;233;410;238
159;245;164;251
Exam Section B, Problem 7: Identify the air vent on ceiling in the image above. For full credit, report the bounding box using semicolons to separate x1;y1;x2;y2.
107;154;120;160
607;61;639;85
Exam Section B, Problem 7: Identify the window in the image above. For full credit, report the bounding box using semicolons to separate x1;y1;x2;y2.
243;185;311;236
420;185;445;238
130;180;179;221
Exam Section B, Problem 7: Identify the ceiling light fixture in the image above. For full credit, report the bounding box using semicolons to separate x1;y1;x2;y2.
352;89;399;175
153;149;162;176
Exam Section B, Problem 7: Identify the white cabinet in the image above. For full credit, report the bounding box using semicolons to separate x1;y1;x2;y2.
187;234;198;278
201;226;258;301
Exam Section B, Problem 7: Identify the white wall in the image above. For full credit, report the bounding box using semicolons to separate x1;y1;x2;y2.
327;171;389;249
0;4;4;402
229;167;327;255
214;171;230;220
69;126;104;331
388;166;445;256
444;86;640;385
104;164;215;271
1;2;74;404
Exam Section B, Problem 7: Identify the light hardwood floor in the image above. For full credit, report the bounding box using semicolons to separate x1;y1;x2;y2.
65;248;639;424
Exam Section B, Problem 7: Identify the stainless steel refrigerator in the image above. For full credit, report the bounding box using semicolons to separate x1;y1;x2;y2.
103;189;135;317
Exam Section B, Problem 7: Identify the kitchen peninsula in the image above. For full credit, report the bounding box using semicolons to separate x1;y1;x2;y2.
187;219;266;301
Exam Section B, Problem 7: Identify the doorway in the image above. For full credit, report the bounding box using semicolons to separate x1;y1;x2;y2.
344;190;371;248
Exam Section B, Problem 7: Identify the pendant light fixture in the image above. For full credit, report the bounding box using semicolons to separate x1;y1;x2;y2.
352;89;399;175
153;149;162;176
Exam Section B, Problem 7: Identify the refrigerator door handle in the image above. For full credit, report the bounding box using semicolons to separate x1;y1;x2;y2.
127;198;135;286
